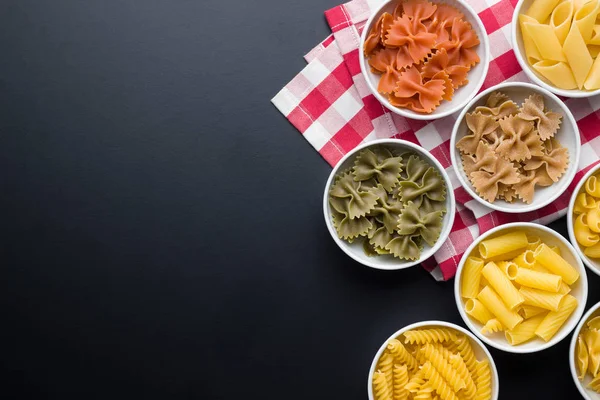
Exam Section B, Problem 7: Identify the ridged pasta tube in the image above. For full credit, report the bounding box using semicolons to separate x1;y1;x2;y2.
505;313;546;345
477;286;523;330
461;256;485;298
465;299;494;325
421;361;460;400
478;231;528;259
419;343;466;392
512;250;536;269
533;243;580;285
474;360;492;400
448;353;477;400
535;294;578;341
387;339;418;372
519;286;565;311
481;319;504;335
519;305;546;319
404;328;458;345
481;262;524;310
393;364;409;400
526;235;541;251
373;370;393;400
514;267;562;292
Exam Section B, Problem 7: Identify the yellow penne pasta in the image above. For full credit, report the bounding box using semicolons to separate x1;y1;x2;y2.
481;261;524;309
526;21;568;62
534;243;580;285
520;14;544;64
574;213;600;246
519;304;547;319
477;286;523;330
574;192;597;214
574;0;600;41
505;313;547;345
519;286;565;311
465;298;494;324
512;250;536;269
533;60;578;89
514;267;562;292
526;235;542;251
551;1;574;43
479;231;528;259
534;260;573;294
535;294;578;341
584;242;600;258
563;22;594;89
461;256;485;299
526;0;562;21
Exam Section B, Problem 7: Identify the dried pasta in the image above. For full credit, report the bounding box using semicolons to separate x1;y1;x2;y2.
363;0;480;113
460;228;580;346
572;172;600;258
329;146;447;260
519;0;600;90
372;326;492;400
574;310;600;391
457;91;567;204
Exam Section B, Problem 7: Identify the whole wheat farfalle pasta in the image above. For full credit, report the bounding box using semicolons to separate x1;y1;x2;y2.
457;91;568;204
363;0;480;114
328;146;447;260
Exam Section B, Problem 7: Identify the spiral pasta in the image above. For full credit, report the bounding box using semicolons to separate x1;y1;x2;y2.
393;364;409;400
418;343;466;392
449;353;477;399
474;360;492;400
373;370;393;400
448;335;478;375
404;328;458;345
387;338;419;372
421;361;459;400
481;319;504;335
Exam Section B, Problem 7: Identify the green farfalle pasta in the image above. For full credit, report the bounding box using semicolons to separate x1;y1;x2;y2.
328;147;448;260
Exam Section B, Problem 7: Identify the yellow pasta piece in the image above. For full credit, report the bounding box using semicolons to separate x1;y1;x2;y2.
465;298;495;324
563;22;594;89
481;318;504;334
520;14;543;64
585;44;600;89
474;360;492;400
585;242;600;257
448;353;477;399
551;0;574;44
420;361;459;400
497;261;518;280
505;313;547;345
405;368;426;393
519;286;565;311
461;256;485;299
477;285;523;330
574;192;597;214
512;250;536;269
532;60;578;89
576;335;589;381
533;243;580;285
574;0;600;41
586;175;600;197
526;235;542;251
393;364;409;400
584;329;600;376
535;294;578;341
514;267;562;292
525;21;568;62
590;24;600;44
574;213;600;246
373;370;393;400
519;304;547;319
526;0;562;22
589;374;600;391
479;231;528;260
447;335;477;376
485;248;527;262
589;44;600;57
403;328;457;345
587;208;600;232
377;352;394;387
588;316;600;329
550;245;561;256
387;339;419;372
481;261;524;309
413;384;435;400
419;344;466;392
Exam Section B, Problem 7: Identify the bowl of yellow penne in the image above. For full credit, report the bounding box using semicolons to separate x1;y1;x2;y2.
368;320;499;400
570;301;600;399
455;222;588;353
568;163;600;277
512;0;600;97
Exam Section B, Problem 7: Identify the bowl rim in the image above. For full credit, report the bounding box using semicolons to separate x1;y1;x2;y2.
366;320;500;400
511;0;600;98
454;222;589;353
358;0;491;121
449;81;581;213
567;162;600;277
569;301;600;400
323;138;456;270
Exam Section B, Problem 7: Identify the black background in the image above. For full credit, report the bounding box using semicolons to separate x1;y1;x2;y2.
1;0;598;398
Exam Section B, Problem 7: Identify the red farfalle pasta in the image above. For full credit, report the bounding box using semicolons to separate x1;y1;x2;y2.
364;0;480;114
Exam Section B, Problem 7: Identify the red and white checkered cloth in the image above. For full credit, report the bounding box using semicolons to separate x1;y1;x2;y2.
272;0;600;281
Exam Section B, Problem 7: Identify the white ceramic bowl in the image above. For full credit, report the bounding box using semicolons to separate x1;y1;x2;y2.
323;139;456;270
455;222;588;353
359;0;490;120
512;0;600;98
567;163;600;277
450;82;581;213
570;301;600;399
367;320;499;400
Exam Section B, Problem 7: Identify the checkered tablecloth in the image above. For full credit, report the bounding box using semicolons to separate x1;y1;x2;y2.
272;0;600;281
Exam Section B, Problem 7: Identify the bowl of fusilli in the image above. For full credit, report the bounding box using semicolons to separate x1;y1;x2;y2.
368;320;499;400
